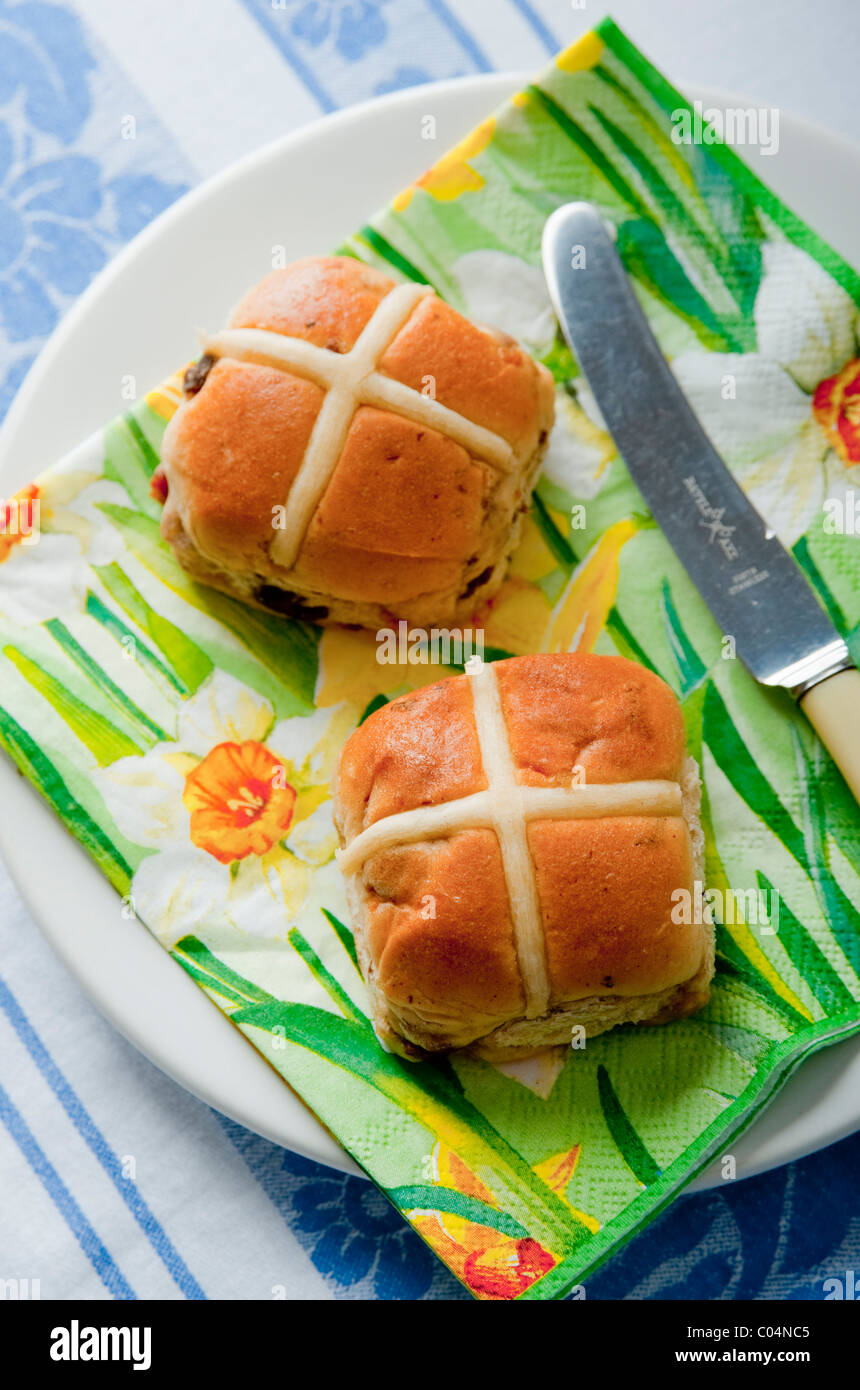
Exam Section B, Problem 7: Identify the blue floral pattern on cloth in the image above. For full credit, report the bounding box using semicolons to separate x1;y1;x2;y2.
0;0;189;412
0;0;857;1302
221;1118;469;1299
243;0;506;110
224;1118;860;1300
287;0;390;61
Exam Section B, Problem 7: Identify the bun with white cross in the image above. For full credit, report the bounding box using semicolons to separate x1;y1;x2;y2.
332;652;712;1059
152;256;555;627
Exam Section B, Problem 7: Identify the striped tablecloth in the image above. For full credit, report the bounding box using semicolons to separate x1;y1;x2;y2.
1;0;858;1300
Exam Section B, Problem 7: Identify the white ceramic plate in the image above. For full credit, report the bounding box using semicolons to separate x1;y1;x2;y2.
1;74;859;1191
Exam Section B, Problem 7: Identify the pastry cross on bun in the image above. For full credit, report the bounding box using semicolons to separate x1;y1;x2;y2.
154;256;555;628
332;653;712;1060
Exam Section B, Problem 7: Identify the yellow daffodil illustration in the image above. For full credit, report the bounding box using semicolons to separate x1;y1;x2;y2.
391;117;495;212
408;1143;558;1299
408;1140;596;1300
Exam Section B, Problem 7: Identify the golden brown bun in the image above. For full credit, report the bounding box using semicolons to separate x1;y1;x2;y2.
332;653;712;1058
160;359;323;576
156;256;555;628
231;257;395;352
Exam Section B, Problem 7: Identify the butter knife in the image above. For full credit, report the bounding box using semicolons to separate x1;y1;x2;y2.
542;201;860;802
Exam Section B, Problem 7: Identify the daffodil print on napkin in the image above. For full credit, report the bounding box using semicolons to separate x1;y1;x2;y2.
95;671;352;945
673;237;860;545
392;117;496;211
0;460;126;625
452;248;617;504
409;1141;598;1301
447;233;860;555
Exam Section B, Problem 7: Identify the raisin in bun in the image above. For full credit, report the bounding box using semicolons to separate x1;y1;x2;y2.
153;256;555;628
332;653;711;1060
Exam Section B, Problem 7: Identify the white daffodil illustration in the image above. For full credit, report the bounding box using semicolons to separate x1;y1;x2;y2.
541;379;616;500
451;248;616;501
94;669;355;946
0;465;125;625
672;238;860;547
452;249;558;357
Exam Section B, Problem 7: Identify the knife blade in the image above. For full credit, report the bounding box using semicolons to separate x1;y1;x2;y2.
542;201;860;801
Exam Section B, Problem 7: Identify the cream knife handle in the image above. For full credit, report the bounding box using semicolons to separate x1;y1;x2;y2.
799;667;860;804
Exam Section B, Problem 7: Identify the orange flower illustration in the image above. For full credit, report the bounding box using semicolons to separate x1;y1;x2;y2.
0;464;130;626
813;357;860;465
462;1236;555;1299
183;739;297;864
407;1141;596;1300
673;238;860;546
0;484;38;564
96;672;352;944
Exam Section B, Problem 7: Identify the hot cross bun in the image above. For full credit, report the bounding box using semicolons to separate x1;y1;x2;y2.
153;256;555;628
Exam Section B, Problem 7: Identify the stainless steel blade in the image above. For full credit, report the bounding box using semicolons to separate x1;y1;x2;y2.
542;201;851;694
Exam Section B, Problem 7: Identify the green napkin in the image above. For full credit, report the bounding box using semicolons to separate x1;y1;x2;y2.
1;16;858;1300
